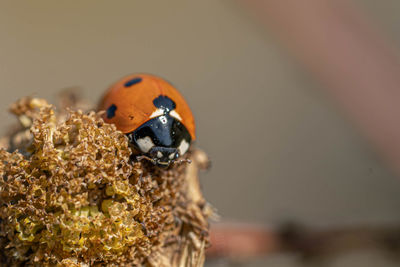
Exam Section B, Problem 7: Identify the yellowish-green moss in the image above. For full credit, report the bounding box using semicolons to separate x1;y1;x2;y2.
0;97;210;266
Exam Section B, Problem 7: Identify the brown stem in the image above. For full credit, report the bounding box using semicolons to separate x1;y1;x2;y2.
207;222;400;260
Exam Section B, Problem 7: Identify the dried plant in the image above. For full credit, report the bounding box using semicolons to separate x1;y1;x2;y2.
0;95;211;266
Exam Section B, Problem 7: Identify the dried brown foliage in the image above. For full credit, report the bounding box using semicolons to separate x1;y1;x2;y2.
0;96;211;266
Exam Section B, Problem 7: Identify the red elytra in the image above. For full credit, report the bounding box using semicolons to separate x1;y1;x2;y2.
98;73;195;140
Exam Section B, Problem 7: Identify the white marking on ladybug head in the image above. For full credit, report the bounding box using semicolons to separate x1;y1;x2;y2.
136;136;154;153
157;151;163;158
178;139;189;156
150;108;164;119
159;115;168;124
169;153;176;160
169;110;182;121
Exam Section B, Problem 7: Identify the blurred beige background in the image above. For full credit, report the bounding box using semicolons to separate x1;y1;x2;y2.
1;1;400;266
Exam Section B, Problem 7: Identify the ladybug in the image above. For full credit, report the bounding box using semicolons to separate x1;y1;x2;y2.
98;74;195;167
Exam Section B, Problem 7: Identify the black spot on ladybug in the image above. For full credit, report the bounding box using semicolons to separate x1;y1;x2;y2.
106;104;117;119
153;95;176;111
124;77;143;87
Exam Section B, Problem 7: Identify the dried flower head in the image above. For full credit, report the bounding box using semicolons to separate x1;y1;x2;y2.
0;96;211;266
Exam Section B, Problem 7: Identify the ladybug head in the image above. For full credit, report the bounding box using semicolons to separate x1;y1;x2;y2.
128;113;191;168
148;146;179;167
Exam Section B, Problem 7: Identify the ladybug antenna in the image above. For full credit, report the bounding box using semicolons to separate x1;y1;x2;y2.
136;155;192;166
136;155;156;165
172;158;192;165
